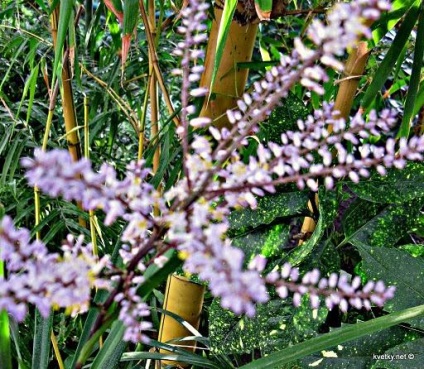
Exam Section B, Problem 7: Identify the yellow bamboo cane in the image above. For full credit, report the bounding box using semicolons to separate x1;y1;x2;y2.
158;275;205;368
199;2;258;128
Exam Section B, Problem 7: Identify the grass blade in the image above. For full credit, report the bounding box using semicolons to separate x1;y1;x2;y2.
90;320;127;369
0;259;12;369
31;310;53;369
239;304;424;369
397;3;424;137
361;3;420;110
210;0;237;94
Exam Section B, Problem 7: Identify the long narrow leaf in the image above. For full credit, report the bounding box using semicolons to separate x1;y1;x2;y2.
210;0;237;93
398;3;424;137
52;0;74;84
361;3;420;109
239;304;424;369
90;321;127;369
372;0;419;44
0;259;12;369
31;310;53;369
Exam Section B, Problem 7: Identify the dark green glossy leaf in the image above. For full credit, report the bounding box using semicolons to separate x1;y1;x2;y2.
258;93;309;143
348;163;424;204
228;190;309;235
288;188;338;266
342;199;423;247
238;304;424;369
231;223;291;260
300;325;420;369
373;337;424;368
209;296;327;355
357;244;424;329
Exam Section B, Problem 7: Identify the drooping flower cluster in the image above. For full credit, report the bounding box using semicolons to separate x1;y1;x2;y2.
173;0;211;130
0;216;110;321
164;202;268;317
267;263;396;312
115;280;152;343
206;0;391;145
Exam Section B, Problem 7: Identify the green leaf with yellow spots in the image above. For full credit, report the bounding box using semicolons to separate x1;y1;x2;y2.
357;244;424;329
348;163;424;204
341;199;423;248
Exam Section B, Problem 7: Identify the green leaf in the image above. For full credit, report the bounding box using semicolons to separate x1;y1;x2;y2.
341;199;423;248
356;245;424;329
209;295;327;355
210;0;237;93
137;249;182;298
372;337;424;368
31;310;53;369
123;340;221;368
53;0;74;85
300;325;420;369
228;190;309;235
238;304;424;369
398;3;424;137
362;3;420;109
372;0;420;44
347;163;424;204
232;223;290;260
258;93;309;143
254;0;272;21
90;320;127;369
398;243;424;257
0;260;12;369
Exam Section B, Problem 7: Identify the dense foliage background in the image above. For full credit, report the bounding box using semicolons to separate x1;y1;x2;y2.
1;0;424;368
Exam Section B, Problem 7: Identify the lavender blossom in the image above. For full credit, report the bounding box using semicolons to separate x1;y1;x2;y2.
0;217;110;320
268;263;396;312
115;286;152;343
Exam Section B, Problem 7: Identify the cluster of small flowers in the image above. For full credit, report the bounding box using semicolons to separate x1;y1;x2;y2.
0;216;110;321
115;281;152;343
165;202;268;317
213;0;391;141
172;0;211;130
23;149;164;271
182;105;424;206
267;263;396;312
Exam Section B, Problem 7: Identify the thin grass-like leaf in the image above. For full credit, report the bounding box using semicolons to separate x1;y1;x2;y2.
398;4;424;138
238;304;424;369
90;320;127;369
361;3;420;109
31;310;53;369
52;0;74;84
372;0;419;44
209;0;237;96
0;259;12;369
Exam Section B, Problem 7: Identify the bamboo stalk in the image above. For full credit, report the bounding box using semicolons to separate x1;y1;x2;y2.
50;4;87;228
148;0;160;177
199;3;258;128
158;275;205;368
139;0;181;126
